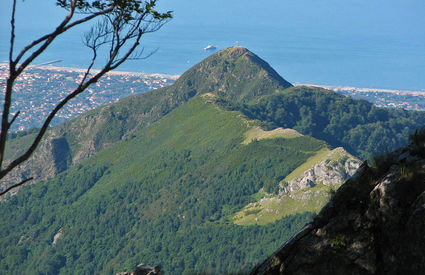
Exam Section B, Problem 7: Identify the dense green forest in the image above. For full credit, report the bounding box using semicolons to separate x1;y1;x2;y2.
0;162;313;274
219;86;425;159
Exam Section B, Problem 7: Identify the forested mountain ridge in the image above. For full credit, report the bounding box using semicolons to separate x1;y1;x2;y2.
1;47;425;274
2;47;292;194
4;47;424;194
220;86;425;159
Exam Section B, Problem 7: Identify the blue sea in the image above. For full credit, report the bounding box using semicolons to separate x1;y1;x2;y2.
1;0;424;91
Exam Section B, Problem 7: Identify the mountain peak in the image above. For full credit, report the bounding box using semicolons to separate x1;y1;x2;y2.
172;47;292;103
217;46;250;57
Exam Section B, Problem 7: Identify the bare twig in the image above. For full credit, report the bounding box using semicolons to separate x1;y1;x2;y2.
9;0;17;66
9;111;20;128
14;5;114;68
0;177;33;196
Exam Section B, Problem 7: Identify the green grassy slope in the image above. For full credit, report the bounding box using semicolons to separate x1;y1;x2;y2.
234;183;335;226
0;95;321;274
6;47;292;158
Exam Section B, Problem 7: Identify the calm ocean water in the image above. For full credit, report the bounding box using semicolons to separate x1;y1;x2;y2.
1;0;424;91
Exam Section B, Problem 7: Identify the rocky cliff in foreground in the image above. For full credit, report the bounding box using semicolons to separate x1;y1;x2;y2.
252;130;425;275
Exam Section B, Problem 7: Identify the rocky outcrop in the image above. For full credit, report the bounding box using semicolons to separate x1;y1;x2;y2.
282;148;361;193
52;228;63;245
252;142;425;275
116;264;162;275
2;133;72;191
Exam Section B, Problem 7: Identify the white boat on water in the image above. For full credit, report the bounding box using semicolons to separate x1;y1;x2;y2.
204;45;217;51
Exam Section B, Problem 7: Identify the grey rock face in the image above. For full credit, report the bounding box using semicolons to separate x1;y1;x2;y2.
252;147;425;275
298;177;315;190
283;148;361;193
2;134;72;191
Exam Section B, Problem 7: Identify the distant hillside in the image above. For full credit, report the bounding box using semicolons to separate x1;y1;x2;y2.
222;86;425;159
2;47;292;192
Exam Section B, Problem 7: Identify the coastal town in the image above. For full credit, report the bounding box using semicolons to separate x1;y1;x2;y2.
0;64;177;131
1;63;425;132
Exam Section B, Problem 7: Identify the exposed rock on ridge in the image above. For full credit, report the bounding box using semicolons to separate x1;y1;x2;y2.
116;264;162;275
3;133;72;190
283;148;361;193
252;138;425;274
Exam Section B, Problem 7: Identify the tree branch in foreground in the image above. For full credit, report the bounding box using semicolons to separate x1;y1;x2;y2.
0;0;172;196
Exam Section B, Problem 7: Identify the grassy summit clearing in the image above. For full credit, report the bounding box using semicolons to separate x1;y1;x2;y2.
242;127;302;145
233;183;335;226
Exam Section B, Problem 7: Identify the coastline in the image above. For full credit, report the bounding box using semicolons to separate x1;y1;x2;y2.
0;62;180;80
295;83;425;96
